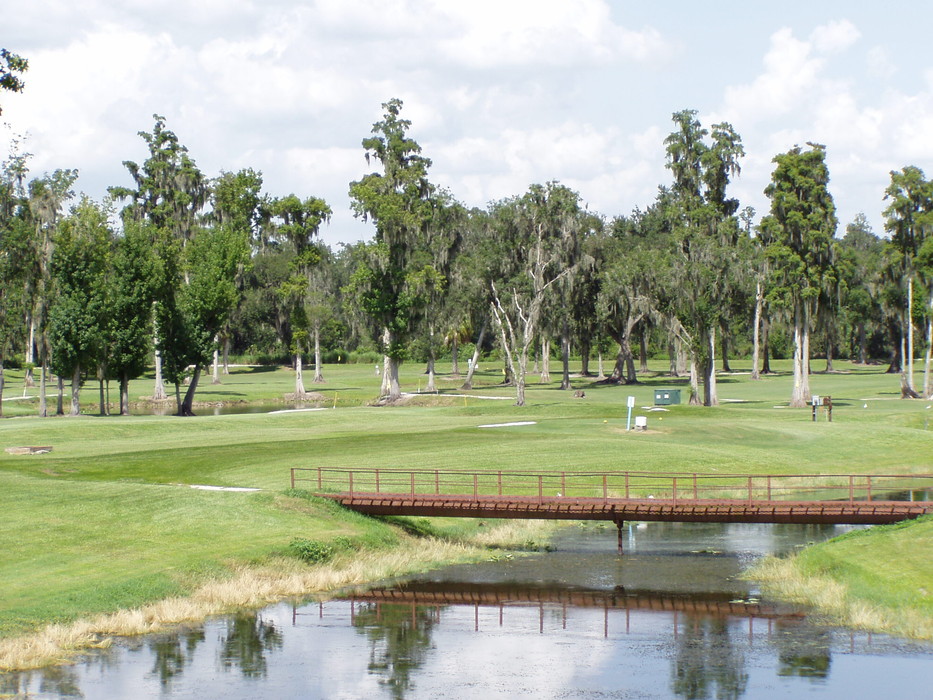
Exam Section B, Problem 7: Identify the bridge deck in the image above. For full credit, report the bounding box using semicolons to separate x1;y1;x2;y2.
321;492;933;525
299;468;933;526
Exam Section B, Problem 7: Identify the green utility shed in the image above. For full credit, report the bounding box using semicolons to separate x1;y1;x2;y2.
654;389;681;405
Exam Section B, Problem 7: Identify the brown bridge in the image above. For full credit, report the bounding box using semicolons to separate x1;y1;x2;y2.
295;468;933;551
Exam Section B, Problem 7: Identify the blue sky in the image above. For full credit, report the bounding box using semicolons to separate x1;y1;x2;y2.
4;1;932;246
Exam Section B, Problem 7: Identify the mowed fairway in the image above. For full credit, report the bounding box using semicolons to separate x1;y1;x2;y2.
1;360;932;639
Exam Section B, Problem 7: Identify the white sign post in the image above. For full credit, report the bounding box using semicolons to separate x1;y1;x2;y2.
626;395;635;431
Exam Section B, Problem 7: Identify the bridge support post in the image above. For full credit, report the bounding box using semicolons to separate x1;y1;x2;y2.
615;520;625;555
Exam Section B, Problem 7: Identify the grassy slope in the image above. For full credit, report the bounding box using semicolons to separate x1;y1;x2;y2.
0;360;931;639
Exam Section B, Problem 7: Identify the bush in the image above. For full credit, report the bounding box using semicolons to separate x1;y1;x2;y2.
288;538;335;563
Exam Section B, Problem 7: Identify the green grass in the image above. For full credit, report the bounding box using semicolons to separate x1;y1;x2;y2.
0;359;931;640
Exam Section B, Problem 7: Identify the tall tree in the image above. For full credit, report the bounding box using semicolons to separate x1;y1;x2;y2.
348;98;439;401
883;166;932;398
761;143;838;407
110;115;210;401
663;110;745;406
485;183;579;406
48;197;111;415
273;194;331;396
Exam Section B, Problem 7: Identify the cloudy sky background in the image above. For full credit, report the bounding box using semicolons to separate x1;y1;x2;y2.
4;0;933;246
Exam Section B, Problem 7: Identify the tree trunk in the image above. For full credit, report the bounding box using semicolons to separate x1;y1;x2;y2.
703;326;718;407
0;361;4;418
425;354;436;393
294;352;306;397
540;338;550;383
56;374;64;416
580;337;591;376
313;326;324;383
153;347;167;400
461;322;486;390
639;332;649;374
907;278;915;391
857;322;867;365
761;315;772;374
39;361;47;417
790;303;811;407
609;339;637;384
385;356;402;400
98;364;107;416
668;338;678;377
223;336;231;375
120;374;131;416
720;323;731;373
688;357;701;405
825;339;834;373
212;348;220;384
751;280;762;380
70;365;81;416
179;366;201;416
596;352;605;380
560;321;571;390
451;336;460;377
24;317;35;388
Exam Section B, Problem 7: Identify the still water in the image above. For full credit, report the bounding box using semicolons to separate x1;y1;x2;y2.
4;522;932;699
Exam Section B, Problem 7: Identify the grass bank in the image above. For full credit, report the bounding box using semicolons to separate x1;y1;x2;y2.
749;515;933;639
1;360;931;669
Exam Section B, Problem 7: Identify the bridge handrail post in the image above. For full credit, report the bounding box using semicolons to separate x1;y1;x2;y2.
867;476;872;502
672;477;677;505
625;473;630;500
693;473;698;500
435;470;440;495
474;474;478;499
290;468;296;490
349;471;354;496
603;475;608;502
376;469;380;493
561;472;566;498
411;472;415;497
538;475;543;502
498;471;502;496
747;476;753;506
317;467;322;491
849;475;854;503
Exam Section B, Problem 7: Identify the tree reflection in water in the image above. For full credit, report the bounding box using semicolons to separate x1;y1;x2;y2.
352;602;439;700
0;665;83;698
150;628;206;686
672;615;749;700
219;612;284;678
775;624;832;679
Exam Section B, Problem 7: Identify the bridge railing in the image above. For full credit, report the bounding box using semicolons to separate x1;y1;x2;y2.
291;468;933;504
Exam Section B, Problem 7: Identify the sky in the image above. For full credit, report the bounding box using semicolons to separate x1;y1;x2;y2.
4;0;933;247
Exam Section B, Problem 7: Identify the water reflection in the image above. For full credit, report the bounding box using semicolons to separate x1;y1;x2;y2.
352;603;439;700
672;616;748;700
3;524;932;699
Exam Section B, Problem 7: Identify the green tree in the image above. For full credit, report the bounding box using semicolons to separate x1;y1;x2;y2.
108;221;159;415
48;197;112;415
883;166;933;398
272;193;331;396
663;110;745;406
348;98;440;401
0;49;28;115
761;143;838;407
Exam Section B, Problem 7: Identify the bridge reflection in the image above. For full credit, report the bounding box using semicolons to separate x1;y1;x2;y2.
294;580;805;641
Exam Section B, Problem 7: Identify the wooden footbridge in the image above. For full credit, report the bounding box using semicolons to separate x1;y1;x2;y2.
296;468;933;551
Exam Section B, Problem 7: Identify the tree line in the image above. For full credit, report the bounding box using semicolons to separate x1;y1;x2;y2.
1;99;932;416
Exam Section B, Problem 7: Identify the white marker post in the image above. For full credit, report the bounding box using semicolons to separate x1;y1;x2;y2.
626;395;635;431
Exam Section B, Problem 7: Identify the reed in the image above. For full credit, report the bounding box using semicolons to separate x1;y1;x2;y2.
0;535;488;672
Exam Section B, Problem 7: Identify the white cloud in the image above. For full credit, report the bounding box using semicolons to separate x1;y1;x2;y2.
809;19;860;54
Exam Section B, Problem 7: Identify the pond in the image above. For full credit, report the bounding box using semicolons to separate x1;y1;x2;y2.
3;522;931;699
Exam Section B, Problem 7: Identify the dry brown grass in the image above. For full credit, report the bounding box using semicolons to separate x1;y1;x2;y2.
0;536;487;672
748;555;933;640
